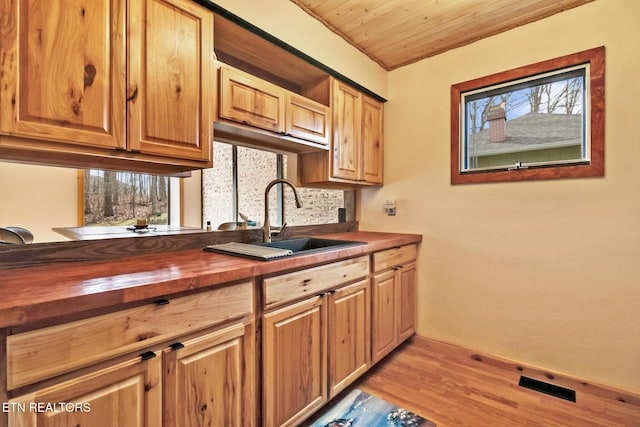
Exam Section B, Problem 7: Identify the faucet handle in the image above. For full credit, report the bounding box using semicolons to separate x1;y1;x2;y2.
271;222;288;237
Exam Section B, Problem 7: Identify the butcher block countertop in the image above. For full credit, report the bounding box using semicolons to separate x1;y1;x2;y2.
0;231;421;329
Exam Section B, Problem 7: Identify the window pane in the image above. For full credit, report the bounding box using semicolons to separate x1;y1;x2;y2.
283;156;345;226
202;142;350;230
237;146;279;225
203;141;235;229
462;67;586;171
83;170;169;226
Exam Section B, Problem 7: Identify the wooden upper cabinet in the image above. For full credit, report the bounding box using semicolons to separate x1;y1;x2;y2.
128;0;213;161
0;0;126;149
217;65;331;149
0;0;213;171
332;80;362;181
285;93;329;145
299;78;384;186
361;95;384;184
218;66;285;133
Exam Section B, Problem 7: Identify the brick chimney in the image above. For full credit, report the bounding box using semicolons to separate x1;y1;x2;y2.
487;103;506;143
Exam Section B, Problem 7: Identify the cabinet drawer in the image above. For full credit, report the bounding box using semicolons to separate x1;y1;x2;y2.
264;256;369;309
372;244;417;272
6;281;253;390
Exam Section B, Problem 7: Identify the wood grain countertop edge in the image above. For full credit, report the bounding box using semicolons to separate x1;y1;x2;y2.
0;231;422;329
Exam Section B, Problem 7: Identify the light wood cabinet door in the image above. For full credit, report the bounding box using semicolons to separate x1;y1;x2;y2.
0;0;126;148
361;95;384;184
398;263;417;342
371;269;398;363
327;279;370;398
128;0;213;161
371;251;418;363
163;323;253;427
219;67;285;134
263;296;327;427
285;94;329;145
331;79;362;181
8;355;161;427
300;79;384;187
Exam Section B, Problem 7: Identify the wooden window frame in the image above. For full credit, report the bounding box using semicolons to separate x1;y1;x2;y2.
451;46;605;185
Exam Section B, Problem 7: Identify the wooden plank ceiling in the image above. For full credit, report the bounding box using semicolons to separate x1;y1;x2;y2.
290;0;594;70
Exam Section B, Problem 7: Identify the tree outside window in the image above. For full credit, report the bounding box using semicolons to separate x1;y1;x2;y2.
82;170;170;226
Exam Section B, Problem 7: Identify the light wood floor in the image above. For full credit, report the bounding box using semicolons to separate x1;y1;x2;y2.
352;337;640;426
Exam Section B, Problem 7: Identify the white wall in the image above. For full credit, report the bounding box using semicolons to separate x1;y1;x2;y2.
360;0;640;392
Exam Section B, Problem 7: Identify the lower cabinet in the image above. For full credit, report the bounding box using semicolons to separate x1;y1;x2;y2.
4;281;255;427
163;323;254;427
263;295;327;427
262;257;370;427
371;245;418;363
327;280;370;398
8;355;162;427
2;245;418;427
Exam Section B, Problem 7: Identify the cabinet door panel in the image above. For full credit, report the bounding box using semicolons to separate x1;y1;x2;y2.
286;94;329;145
263;297;327;427
164;324;248;427
331;80;361;181
9;356;161;427
398;263;417;342
1;0;125;148
328;279;370;398
219;67;285;133
128;0;213;161
372;270;397;363
361;95;384;184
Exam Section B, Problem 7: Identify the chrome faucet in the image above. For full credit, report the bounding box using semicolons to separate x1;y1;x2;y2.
263;179;303;243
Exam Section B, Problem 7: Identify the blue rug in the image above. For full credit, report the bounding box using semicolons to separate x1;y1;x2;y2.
309;389;436;427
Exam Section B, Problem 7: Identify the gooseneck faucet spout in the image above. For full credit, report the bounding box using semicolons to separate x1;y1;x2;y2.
263;179;303;243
